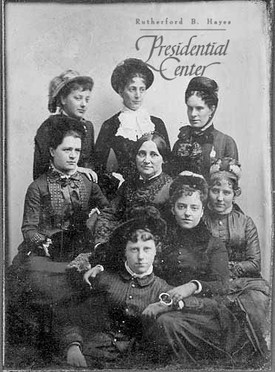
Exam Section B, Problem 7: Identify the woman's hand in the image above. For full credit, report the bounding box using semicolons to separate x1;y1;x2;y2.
78;167;98;183
67;345;87;367
168;282;197;302
142;302;171;319
83;265;104;287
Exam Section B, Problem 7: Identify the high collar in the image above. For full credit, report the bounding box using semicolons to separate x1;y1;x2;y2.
124;261;153;278
47;165;81;186
191;119;214;134
119;267;155;287
171;219;211;245
138;170;162;183
116;107;155;141
206;203;233;216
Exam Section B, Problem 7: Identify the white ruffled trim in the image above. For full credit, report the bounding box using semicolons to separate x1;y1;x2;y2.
116;107;155;141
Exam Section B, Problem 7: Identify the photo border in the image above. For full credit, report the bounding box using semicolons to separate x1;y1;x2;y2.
1;0;274;371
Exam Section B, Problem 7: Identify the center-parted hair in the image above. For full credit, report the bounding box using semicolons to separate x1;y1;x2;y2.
134;131;170;163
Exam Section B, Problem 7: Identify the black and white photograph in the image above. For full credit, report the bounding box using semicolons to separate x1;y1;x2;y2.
1;0;274;370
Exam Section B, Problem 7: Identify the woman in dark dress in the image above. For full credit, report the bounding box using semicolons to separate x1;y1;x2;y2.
94;58;170;198
94;132;173;246
203;157;271;356
83;172;241;366
141;172;241;365
7;117;109;348
171;77;238;179
33;69;97;182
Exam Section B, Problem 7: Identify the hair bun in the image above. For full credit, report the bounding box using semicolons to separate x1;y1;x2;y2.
186;76;218;95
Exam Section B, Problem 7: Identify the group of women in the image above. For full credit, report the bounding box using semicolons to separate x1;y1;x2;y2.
7;58;270;368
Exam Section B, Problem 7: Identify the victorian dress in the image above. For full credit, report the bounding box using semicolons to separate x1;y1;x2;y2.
146;220;241;365
7;167;109;345
170;123;238;179
93;171;173;246
94;108;171;198
203;205;271;356
33;113;95;180
57;266;172;364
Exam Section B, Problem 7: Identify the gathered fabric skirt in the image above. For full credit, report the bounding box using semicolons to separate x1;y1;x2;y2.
227;277;271;355
143;297;241;366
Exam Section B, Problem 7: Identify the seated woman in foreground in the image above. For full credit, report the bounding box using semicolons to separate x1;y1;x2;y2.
203;157;271;356
58;207;174;367
7;116;109;347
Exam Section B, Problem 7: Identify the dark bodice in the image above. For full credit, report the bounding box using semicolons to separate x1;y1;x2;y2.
94;172;173;245
156;221;230;297
171;125;238;179
203;206;261;277
21;169;109;260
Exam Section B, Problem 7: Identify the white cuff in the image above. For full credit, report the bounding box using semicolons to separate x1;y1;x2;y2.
190;280;202;294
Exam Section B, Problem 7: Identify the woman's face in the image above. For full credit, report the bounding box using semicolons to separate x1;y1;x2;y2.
172;191;203;229
119;77;146;111
186;94;215;129
125;230;156;275
61;88;91;119
50;135;81;175
208;179;234;214
136;140;163;180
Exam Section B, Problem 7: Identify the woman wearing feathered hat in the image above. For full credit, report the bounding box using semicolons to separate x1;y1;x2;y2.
204;157;271;357
94;58;171;199
33;69;97;182
171;76;239;179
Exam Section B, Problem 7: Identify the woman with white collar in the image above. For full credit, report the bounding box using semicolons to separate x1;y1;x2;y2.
94;58;170;198
171;76;238;179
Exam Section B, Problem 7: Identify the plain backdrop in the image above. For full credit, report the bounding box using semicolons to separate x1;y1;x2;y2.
5;1;273;280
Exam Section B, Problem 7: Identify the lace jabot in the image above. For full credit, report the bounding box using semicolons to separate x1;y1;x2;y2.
116;106;155;141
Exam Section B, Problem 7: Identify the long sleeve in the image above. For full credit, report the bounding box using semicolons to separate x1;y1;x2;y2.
21;181;46;246
198;237;230;297
88;182;110;210
94;116;118;174
80;120;95;170
33;125;51;180
152;116;171;151
234;216;261;276
224;135;238;161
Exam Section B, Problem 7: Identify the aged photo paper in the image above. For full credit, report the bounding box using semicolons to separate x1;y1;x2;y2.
2;0;274;370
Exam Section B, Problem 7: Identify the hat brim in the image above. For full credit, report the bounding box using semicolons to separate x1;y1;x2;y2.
48;75;94;113
51;75;94;100
109;215;166;248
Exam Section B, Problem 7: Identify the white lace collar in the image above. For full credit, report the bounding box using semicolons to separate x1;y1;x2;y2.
116;106;155;141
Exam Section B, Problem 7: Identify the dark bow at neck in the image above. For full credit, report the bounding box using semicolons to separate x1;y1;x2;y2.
48;168;81;188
